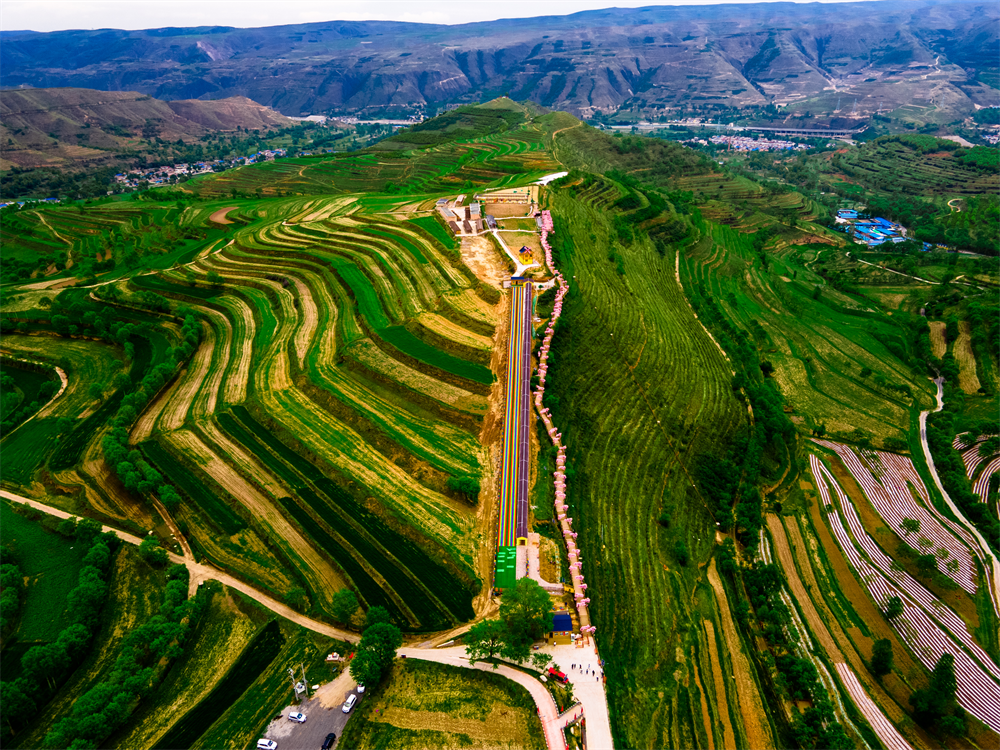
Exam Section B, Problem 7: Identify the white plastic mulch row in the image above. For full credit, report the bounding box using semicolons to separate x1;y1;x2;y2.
834;664;912;750
810;454;1000;732
973;456;1000;504
813;440;977;594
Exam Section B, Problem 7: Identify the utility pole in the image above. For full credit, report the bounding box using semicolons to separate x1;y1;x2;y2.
301;663;310;699
287;667;298;700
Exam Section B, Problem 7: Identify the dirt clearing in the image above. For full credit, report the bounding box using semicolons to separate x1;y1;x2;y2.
209;206;238;224
928;321;946;359
955;321;981;394
461;235;508;288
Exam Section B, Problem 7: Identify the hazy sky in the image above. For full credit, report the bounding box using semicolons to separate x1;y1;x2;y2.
4;0;862;32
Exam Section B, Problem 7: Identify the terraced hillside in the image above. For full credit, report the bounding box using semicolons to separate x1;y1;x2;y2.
189;106;558;199
118;207;496;630
834;136;999;197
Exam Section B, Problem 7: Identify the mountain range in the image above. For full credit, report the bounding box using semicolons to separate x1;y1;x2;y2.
0;88;292;169
1;0;998;120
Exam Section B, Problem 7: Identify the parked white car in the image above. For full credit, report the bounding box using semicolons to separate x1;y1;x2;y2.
342;694;358;713
257;740;277;750
356;684;366;694
288;712;306;723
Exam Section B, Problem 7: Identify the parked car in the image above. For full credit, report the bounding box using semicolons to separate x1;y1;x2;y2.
356;684;366;694
257;740;278;750
288;712;306;723
342;694;358;713
321;733;336;750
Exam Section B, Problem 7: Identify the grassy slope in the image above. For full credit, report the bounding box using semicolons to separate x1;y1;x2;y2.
542;179;747;747
339;658;546;750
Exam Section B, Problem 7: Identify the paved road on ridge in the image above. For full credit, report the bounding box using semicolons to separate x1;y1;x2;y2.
918;379;1000;612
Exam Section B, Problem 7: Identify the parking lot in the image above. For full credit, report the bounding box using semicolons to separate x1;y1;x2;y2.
258;676;364;750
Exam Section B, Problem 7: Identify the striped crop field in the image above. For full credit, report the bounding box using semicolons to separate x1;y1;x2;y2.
953;433;1000;508
680;219;935;445
115;207;493;629
814;440;986;595
809;452;1000;732
542;183;750;747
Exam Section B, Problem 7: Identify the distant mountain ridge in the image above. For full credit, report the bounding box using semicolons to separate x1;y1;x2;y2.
1;0;997;120
0;88;293;169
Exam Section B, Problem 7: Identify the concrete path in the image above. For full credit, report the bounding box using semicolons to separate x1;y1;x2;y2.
492;229;540;277
536;641;614;750
918;378;1000;613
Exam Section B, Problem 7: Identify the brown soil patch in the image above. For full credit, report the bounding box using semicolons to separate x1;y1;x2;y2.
707;559;773;749
928;321;946;359
703;620;736;750
461;235;507;288
209;205;238;224
483;203;533;218
955;321;981;394
374;705;522;742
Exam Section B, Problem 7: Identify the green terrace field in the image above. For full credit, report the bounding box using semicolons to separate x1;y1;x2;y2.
110;202;496;630
185;112;559;200
834;136;999;198
541;182;755;748
680;222;937;446
338;658;546;750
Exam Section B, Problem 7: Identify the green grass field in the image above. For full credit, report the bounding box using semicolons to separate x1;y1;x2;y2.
0;504;88;643
338;658;546;750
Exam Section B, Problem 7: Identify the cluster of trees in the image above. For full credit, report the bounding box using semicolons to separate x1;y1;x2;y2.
44;564;204;748
101;312;201;512
0;546;24;636
348;607;403;688
463;578;554;670
0;366;59;433
720;547;852;749
0;519;118;742
446;475;481;504
910;653;965;736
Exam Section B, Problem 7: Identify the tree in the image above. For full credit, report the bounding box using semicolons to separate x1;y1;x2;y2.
348;649;382;687
464;619;508;665
916;554;937;577
871;639;893;678
499;578;553;649
0;680;36;732
885;596;904;620
330;589;358;626
900;517;920;536
910;652;961;733
447;475;481;503
137;537;168;567
365;605;392;629
352;621;402;685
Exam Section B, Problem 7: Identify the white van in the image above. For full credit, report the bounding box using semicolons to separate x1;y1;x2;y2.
342;693;358;713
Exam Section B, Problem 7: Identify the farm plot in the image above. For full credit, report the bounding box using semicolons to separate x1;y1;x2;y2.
954;433;1000;505
681;221;934;443
120;201;492;628
0;503;88;644
809;453;1000;733
338;658;546;750
541;188;747;747
814;440;982;594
